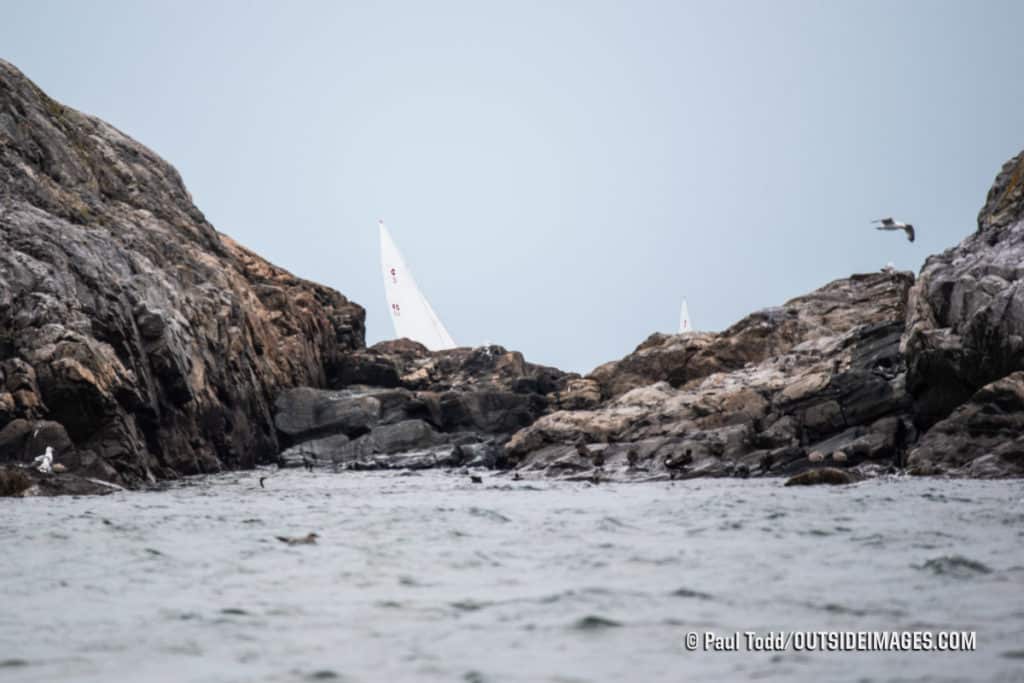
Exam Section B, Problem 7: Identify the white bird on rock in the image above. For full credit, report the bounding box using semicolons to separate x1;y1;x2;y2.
872;217;915;242
32;446;54;474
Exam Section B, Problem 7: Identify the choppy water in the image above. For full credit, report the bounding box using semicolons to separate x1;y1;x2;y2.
1;472;1022;682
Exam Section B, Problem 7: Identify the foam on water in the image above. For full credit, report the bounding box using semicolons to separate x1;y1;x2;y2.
1;472;1022;682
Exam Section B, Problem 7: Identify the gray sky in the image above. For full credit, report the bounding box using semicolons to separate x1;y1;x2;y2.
3;1;1022;373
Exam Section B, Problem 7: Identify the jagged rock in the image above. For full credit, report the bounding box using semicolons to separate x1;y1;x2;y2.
274;342;573;468
907;371;1024;477
590;274;912;399
0;60;364;486
335;341;575;395
904;150;1024;427
505;272;914;481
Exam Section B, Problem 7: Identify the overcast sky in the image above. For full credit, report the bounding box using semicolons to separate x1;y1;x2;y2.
3;1;1022;372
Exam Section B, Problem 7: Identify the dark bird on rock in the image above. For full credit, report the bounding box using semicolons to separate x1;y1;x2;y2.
275;532;318;546
259;477;267;489
871;217;915;242
470;475;483;484
627;448;639;470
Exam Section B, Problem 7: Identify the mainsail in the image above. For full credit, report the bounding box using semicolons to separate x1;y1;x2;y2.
679;298;692;334
378;220;456;350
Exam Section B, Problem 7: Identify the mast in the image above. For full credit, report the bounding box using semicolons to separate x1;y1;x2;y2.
378;220;457;350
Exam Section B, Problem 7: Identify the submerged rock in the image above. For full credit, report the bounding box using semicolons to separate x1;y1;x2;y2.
784;468;860;487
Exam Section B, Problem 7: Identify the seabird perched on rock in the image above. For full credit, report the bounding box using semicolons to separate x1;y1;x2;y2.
259;476;267;489
871;217;915;242
627;448;639;470
32;447;54;474
275;532;318;546
469;474;483;484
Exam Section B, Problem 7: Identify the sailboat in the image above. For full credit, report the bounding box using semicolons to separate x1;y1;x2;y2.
378;220;457;350
679;298;692;334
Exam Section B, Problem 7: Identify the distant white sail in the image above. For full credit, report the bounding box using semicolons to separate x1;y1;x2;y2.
379;220;456;350
679;298;692;334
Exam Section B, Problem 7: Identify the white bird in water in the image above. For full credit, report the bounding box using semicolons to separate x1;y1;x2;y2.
32;446;54;474
872;217;915;242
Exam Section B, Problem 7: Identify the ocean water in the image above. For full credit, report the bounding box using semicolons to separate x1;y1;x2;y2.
1;472;1022;683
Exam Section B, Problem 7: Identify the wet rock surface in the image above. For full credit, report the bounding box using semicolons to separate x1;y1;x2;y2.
273;343;577;471
0;60;364;490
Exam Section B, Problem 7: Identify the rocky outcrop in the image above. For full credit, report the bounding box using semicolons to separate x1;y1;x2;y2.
0;462;122;496
272;343;577;470
506;272;916;481
903;151;1024;427
907;372;1024;477
332;339;571;394
591;273;909;399
0;60;364;487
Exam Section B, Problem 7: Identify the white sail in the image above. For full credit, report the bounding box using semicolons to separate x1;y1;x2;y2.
379;220;456;350
679;298;692;334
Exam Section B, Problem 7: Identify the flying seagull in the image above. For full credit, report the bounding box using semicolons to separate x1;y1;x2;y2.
872;217;915;242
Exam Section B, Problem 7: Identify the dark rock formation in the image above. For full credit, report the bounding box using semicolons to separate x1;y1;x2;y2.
0;463;121;496
904;150;1024;427
272;343;577;470
907;371;1024;477
506;271;916;481
0;60;364;488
